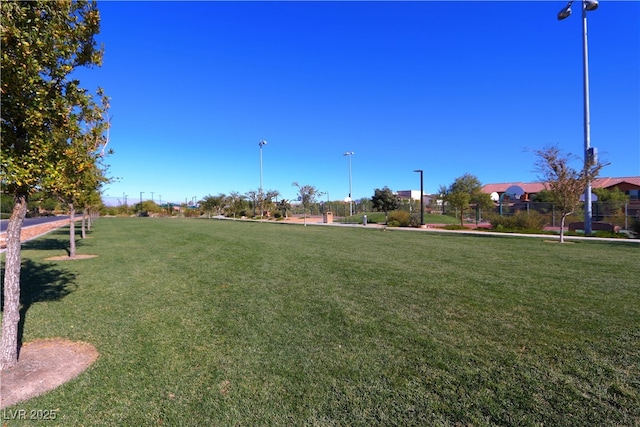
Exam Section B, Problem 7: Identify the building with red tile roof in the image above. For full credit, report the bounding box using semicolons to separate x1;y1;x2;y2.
482;177;640;201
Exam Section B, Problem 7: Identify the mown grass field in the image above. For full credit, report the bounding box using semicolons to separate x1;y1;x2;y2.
3;217;639;426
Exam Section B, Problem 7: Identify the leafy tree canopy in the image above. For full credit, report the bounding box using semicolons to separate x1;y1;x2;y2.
440;174;493;226
1;0;105;197
593;187;629;203
371;187;399;224
371;187;399;214
292;182;319;209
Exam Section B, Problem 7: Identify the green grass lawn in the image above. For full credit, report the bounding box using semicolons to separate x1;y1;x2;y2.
3;217;639;426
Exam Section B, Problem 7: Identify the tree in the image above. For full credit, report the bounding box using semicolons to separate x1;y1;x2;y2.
225;191;245;218
593;187;629;222
292;182;319;226
1;0;105;369
277;199;291;218
534;144;607;242
371;187;399;224
531;189;555;203
134;200;161;215
244;189;261;218
200;193;225;218
80;189;103;237
53;88;111;257
440;174;493;226
262;189;280;218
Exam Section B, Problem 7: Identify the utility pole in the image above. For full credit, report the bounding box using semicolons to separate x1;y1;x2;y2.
413;169;425;226
344;151;354;216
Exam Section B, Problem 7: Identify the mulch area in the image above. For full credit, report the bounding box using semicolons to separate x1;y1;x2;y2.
0;339;99;409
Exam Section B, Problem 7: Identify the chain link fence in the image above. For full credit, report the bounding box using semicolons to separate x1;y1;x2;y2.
437;201;639;229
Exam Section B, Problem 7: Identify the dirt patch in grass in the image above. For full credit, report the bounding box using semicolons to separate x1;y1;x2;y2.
0;339;99;409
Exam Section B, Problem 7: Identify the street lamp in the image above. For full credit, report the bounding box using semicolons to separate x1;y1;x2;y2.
139;192;144;216
557;0;598;235
413;169;425;226
344;151;354;216
259;140;267;193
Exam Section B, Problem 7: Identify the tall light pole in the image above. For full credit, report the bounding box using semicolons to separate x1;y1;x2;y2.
139;192;144;216
557;0;598;235
413;169;425;226
259;140;267;193
344;151;354;216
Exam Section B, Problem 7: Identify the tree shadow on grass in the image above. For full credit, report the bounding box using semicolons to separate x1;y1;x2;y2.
21;231;88;255
21;238;74;254
47;228;84;237
1;259;77;351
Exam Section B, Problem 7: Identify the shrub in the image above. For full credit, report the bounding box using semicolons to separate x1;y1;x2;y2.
387;210;411;227
409;213;422;228
485;211;546;232
443;224;466;230
592;230;625;239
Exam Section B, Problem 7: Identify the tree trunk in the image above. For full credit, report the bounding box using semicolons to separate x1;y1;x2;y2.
559;213;567;243
0;194;28;370
81;209;87;239
69;203;76;258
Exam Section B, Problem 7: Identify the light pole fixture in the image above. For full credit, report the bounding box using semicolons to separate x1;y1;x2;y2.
344;151;354;216
413;169;425;226
259;140;267;193
557;0;598;235
139;192;144;216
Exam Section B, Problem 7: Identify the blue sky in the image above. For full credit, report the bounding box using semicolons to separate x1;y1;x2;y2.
80;1;639;206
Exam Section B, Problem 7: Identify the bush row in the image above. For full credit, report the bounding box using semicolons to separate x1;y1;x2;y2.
485;211;546;232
